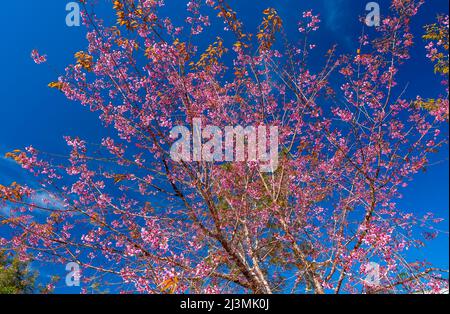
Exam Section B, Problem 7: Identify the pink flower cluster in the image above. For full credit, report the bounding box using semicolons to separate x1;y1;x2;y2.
31;49;47;64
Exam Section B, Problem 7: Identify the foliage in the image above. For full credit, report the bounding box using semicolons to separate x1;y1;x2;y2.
423;15;449;75
416;15;449;120
0;252;38;294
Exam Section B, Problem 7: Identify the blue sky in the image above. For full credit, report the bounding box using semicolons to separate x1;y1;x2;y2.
0;1;448;292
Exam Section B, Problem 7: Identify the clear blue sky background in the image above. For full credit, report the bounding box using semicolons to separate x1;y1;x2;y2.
0;1;448;292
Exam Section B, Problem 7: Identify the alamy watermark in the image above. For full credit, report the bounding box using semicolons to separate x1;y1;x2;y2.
365;2;381;27
65;262;81;287
363;262;380;287
169;118;279;173
66;2;81;27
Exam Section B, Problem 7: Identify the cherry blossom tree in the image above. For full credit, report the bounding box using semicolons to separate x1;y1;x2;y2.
1;0;448;294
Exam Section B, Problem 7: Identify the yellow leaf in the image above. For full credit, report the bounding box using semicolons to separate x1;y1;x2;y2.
113;174;127;184
48;81;65;90
161;277;179;294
